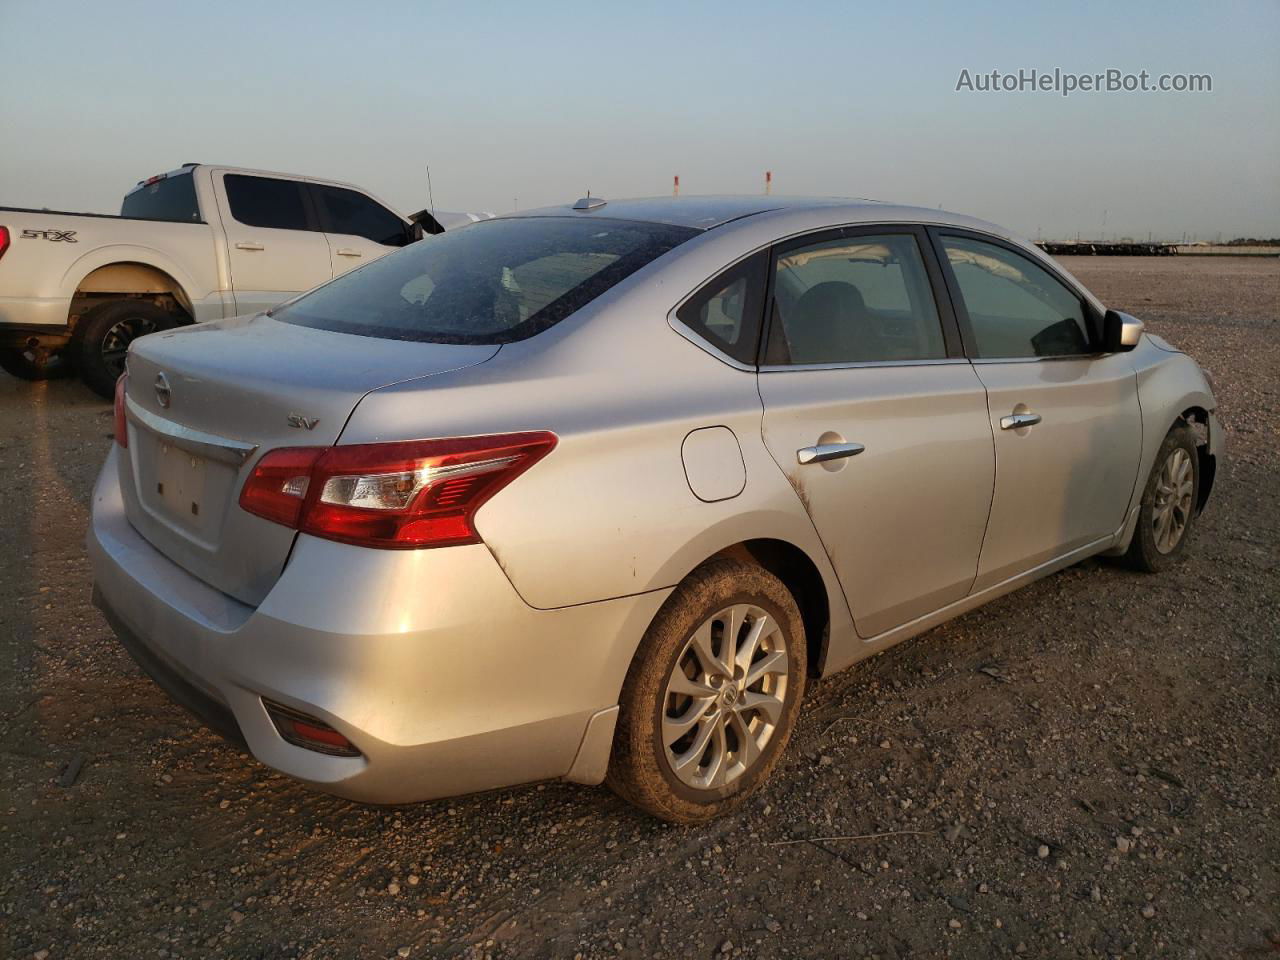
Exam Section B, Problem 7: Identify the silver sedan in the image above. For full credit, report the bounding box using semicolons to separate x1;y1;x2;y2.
88;196;1222;822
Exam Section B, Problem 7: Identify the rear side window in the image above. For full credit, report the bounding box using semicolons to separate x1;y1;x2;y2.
224;175;310;231
766;233;946;364
940;236;1091;358
675;253;767;364
121;172;200;222
313;184;409;246
276;216;698;344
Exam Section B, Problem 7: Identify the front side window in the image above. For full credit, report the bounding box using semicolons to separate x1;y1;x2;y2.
765;233;946;364
675;253;767;364
313;184;409;246
224;175;310;231
275;216;698;344
941;236;1091;358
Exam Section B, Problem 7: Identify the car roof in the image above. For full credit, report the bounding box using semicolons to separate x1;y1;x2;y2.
505;195;850;229
503;194;1012;237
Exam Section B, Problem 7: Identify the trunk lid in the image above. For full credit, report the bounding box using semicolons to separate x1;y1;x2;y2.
119;314;498;605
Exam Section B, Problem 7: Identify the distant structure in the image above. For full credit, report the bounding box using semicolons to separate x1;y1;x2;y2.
1039;240;1279;257
1038;240;1177;256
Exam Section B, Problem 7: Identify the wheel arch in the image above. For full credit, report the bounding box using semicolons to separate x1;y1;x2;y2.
59;247;202;331
703;538;832;678
1111;385;1221;558
1131;343;1219;531
1177;404;1216;515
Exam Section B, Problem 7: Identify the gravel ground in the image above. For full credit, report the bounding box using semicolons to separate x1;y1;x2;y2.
1;255;1276;959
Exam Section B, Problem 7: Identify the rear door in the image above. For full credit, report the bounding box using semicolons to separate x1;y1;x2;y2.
215;172;333;315
930;230;1142;590
757;225;995;641
309;183;413;278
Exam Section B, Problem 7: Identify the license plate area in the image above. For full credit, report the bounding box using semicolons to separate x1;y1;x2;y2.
132;431;240;550
155;442;210;524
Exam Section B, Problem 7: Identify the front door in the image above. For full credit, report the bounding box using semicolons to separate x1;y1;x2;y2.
216;172;333;316
932;231;1142;590
310;182;412;278
757;227;995;640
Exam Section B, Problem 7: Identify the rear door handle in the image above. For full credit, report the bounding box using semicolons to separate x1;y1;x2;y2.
1000;412;1042;430
336;248;362;257
797;441;865;465
234;241;264;251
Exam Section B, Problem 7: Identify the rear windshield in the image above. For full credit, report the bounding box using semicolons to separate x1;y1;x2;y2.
274;216;699;344
121;172;201;222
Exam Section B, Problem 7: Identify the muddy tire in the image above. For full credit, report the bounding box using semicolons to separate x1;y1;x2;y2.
1123;423;1200;573
74;299;178;399
607;558;807;823
0;345;75;381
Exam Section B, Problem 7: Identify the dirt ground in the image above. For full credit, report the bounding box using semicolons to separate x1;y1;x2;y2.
1;255;1277;960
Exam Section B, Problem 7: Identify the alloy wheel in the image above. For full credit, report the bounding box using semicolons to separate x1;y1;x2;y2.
661;603;789;790
1152;447;1194;554
101;316;158;380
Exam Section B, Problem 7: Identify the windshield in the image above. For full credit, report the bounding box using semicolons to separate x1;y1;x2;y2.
121;172;201;222
274;216;699;344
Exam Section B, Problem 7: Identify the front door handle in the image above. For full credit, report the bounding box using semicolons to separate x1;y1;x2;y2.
234;241;265;251
797;442;865;465
336;248;363;257
1000;412;1042;430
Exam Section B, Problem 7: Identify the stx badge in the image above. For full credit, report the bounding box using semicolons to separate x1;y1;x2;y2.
22;229;78;243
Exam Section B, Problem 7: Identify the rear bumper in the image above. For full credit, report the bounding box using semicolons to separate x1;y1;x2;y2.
95;585;248;750
0;320;73;349
0;296;71;336
87;447;667;803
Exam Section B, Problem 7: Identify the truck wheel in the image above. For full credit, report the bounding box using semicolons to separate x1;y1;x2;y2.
0;345;75;381
74;300;178;399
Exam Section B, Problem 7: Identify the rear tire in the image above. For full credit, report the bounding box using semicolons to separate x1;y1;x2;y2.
74;299;178;399
1123;423;1200;573
607;558;807;823
0;345;75;381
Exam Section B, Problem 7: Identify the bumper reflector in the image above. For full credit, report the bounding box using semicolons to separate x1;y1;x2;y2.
263;700;361;758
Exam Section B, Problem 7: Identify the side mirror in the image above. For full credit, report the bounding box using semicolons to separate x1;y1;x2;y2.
408;221;426;243
1102;309;1144;352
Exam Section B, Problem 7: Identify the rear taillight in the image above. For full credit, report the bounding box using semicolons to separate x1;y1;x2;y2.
113;374;129;448
239;432;557;549
0;226;9;261
238;445;321;527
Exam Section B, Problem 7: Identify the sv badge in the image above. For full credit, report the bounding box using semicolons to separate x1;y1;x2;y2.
287;414;320;430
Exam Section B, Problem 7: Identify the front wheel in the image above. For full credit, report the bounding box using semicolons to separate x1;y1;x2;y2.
74;299;178;399
607;558;807;823
1123;423;1200;572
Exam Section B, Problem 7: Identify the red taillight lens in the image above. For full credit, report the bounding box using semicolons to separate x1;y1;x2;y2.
239;432;557;549
0;226;10;261
113;374;129;448
239;446;324;527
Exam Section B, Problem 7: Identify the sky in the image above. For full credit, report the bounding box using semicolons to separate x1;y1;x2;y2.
1;0;1277;240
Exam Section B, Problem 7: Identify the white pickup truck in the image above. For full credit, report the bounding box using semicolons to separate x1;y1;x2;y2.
0;164;451;397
